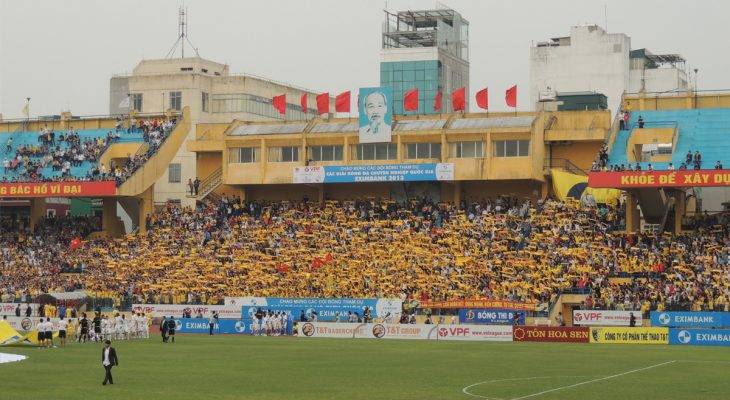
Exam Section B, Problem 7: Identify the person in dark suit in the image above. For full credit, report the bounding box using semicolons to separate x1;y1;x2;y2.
101;340;119;385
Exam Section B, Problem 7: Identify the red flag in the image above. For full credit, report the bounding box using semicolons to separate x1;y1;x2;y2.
69;237;82;250
452;87;466;111
316;93;329;115
403;88;419;112
324;253;334;263
476;88;489;110
275;263;289;273
505;85;517;108
272;94;286;115
335;91;350;113
300;94;307;114
433;91;442;112
311;257;324;269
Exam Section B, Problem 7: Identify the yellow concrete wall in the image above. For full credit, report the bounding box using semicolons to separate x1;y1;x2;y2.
550;142;603;171
626;127;675;162
0;116;120;133
196;152;222;181
624;91;730;111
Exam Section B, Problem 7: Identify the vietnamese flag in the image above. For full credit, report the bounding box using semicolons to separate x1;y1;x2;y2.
505;85;517;108
324;253;334;264
335;91;350;113
70;237;82;250
451;87;466;111
403;88;419;112
311;257;324;269
433;91;442;112
300;94;307;114
316;93;329;115
276;263;289;273
476;88;488;110
272;94;286;115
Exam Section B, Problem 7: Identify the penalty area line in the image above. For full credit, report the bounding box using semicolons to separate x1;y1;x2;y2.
509;360;677;400
461;376;596;400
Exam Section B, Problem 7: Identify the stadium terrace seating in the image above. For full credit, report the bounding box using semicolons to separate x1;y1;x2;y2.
608;108;730;169
1;128;144;181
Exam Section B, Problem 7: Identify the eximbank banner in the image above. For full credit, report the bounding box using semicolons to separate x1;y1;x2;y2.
669;328;730;346
236;298;403;322
293;163;454;184
651;311;730;328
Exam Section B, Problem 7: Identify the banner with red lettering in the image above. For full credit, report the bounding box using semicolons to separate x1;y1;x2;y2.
573;310;641;326
435;324;513;341
418;299;536;311
0;181;116;198
513;325;589;343
588;170;730;188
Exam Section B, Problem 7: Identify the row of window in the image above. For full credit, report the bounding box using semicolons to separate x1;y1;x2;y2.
229;140;530;163
128;91;183;112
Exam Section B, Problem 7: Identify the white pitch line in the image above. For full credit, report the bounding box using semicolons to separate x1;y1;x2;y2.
509;360;677;400
462;376;595;400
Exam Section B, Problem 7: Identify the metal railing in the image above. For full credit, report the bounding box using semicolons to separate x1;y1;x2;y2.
197;167;223;200
545;158;589;176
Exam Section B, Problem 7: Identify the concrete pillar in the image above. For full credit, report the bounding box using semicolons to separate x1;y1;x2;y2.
396;134;402;162
674;190;686;234
540;180;550;200
625;192;640;233
101;198;124;237
137;185;154;234
453;181;462;205
29;198;46;232
318;184;325;204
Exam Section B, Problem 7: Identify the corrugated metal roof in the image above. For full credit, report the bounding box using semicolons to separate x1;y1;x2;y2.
310;121;359;133
394;119;447;131
230;123;307;136
449;116;535;130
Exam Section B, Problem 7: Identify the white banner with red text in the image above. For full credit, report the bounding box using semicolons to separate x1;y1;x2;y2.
572;310;642;326
297;322;513;341
131;304;241;319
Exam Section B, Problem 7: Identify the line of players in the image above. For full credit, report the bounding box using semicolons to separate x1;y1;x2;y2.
251;310;289;336
34;312;150;348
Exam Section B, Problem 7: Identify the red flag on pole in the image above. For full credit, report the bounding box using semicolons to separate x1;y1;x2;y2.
452;87;466;112
433;91;442;112
505;85;517;108
272;94;286;115
300;94;307;115
476;88;489;110
335;91;350;113
403;88;419;112
316;93;329;115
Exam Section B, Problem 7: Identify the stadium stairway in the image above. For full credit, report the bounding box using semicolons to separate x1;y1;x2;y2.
102;107;191;236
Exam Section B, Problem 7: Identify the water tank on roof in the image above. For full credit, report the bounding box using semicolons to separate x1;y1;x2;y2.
555;92;607;111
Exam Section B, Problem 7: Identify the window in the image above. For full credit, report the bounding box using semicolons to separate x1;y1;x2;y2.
268;146;299;162
494;140;530;157
449;141;484;158
352;143;397;160
210;93;313;120
405;142;441;159
201;92;209;112
169;91;182;111
308;145;343;162
131;93;143;112
168;163;181;183
229;147;260;163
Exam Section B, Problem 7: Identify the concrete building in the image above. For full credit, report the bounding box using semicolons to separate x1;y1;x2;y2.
380;8;469;115
530;25;688;113
109;57;328;206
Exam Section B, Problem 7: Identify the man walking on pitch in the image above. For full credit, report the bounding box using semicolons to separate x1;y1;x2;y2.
101;340;119;385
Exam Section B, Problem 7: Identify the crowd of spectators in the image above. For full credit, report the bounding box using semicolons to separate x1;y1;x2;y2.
1;196;726;315
1;117;176;185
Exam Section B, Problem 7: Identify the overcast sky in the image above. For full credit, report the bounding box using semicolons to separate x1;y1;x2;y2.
1;0;728;119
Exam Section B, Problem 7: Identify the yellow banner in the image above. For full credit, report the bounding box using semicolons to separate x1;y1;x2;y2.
589;327;669;344
551;169;622;206
0;321;24;346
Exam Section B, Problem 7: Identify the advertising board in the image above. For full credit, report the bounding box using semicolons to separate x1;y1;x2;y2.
458;309;524;325
669;329;730;346
589;327;668;344
651;311;729;328
573;310;641;326
513;326;589;343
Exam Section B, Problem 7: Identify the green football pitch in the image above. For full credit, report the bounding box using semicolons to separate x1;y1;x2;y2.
1;335;729;400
